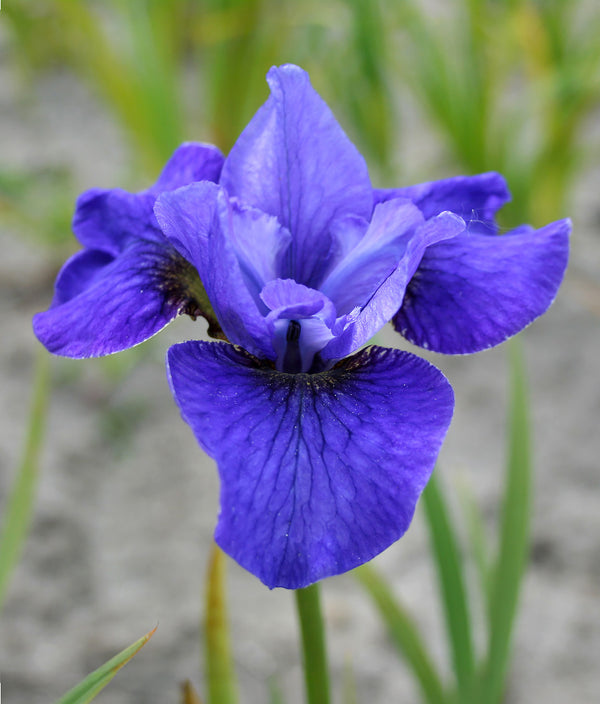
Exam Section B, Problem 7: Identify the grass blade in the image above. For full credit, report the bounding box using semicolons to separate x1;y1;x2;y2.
205;543;238;704
422;473;475;703
479;339;531;703
342;657;359;704
354;563;446;704
0;349;50;610
181;680;204;704
268;678;286;704
54;626;157;704
458;484;492;614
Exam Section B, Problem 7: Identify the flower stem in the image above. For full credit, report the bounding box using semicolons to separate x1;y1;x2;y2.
205;544;238;704
295;584;331;704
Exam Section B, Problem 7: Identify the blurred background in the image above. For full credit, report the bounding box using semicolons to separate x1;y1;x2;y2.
0;1;599;702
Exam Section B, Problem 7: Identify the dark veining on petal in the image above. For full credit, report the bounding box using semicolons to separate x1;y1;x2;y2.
153;246;227;340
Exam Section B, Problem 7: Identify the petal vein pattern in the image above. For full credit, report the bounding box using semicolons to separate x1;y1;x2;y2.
167;342;454;589
221;64;373;286
33;143;225;357
393;218;571;353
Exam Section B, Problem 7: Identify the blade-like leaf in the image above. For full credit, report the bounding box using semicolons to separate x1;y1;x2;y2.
480;339;531;704
268;677;286;704
354;563;446;704
422;473;476;703
205;543;238;704
458;483;492;614
0;350;50;610
54;626;157;704
181;679;204;704
342;656;359;704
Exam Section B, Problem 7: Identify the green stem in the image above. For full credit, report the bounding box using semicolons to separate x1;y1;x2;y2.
295;583;331;704
205;544;238;704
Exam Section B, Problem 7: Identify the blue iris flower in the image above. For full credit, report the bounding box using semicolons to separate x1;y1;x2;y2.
33;65;570;589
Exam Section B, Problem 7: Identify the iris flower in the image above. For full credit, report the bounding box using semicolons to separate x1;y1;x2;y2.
34;65;569;589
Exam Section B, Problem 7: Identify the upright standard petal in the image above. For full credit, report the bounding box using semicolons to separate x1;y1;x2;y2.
375;172;510;235
393;219;571;353
167;341;454;589
33;240;208;357
220;64;373;286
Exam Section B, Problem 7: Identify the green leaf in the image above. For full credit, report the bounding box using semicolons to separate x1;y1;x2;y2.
342;656;359;704
479;339;531;704
422;473;476;703
457;483;492;613
205;544;238;704
181;680;204;704
354;563;446;704
268;677;286;704
0;350;50;610
54;626;157;704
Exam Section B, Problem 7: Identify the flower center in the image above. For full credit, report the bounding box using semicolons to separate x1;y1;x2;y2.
260;279;337;373
282;320;302;373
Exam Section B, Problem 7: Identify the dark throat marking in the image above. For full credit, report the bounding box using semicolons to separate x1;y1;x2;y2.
283;319;302;374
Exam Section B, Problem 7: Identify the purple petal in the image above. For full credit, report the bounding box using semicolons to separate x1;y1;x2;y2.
220;64;373;286
260;279;337;372
73;188;156;254
74;143;224;254
323;211;465;360
393;218;571;353
155;184;274;358
261;279;336;323
225;200;292;301
166;341;454;589
321;199;425;315
152;142;224;192
375;172;510;235
51;249;114;307
33;240;203;358
154;181;219;267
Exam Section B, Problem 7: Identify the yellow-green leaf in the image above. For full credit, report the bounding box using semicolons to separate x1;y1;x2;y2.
181;679;204;704
0;350;50;611
54;626;157;704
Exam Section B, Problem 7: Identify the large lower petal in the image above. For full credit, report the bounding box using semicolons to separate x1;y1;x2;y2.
167;341;454;589
220;64;373;286
73;188;156;255
74;143;224;253
33;240;207;358
50;249;115;307
393;219;571;353
375;172;510;235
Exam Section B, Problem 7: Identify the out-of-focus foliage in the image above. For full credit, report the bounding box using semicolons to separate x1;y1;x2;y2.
357;340;533;704
390;0;600;225
0;350;49;611
4;0;598;228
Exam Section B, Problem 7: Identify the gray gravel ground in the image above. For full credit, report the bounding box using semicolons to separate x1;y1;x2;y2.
1;49;599;704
